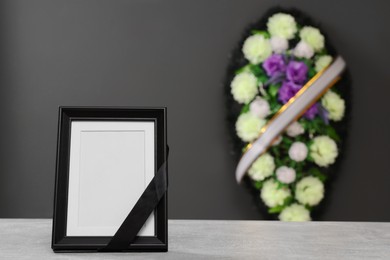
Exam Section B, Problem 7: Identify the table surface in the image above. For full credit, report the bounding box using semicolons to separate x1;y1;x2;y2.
0;219;389;259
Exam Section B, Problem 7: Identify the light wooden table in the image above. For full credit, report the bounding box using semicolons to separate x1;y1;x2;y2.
0;219;389;259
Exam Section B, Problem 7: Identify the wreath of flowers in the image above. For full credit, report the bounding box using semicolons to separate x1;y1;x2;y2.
225;9;350;221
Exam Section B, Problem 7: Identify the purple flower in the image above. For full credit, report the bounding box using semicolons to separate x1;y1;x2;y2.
262;54;286;77
286;61;308;84
304;103;319;120
278;81;302;104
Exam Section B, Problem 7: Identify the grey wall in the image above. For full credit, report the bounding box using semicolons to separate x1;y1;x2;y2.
0;0;389;221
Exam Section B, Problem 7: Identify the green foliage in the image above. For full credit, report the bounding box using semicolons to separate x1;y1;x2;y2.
295;161;304;173
271;146;280;158
295;171;303;180
308;168;327;182
301;117;325;135
258;75;268;84
268;205;284;214
301;117;341;142
240;103;250;114
289;160;297;169
325;125;341;142
308;67;316;78
270;103;282;114
317;49;328;56
235;65;249;75
268;196;294;213
284;196;294;205
235;63;265;77
248;64;265;78
277;181;288;190
251;30;270;38
265;83;283;115
282;136;293;145
301;58;313;67
268;84;279;98
254;180;263;190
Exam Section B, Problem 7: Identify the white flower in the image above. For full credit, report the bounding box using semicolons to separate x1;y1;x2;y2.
242;35;272;64
288;142;308;162
315;55;333;72
248;153;275;181
310;136;338;167
249;97;271;118
230;72;258;104
286;121;304;137
279;203;311;221
235;112;266;142
299;26;325;51
270;36;289;53
276;166;296;184
321;91;345;121
295;176;324;206
293;40;314;59
261;179;291;208
267;13;297;40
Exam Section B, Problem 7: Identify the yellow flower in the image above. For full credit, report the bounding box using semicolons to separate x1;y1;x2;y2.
310;136;338;167
235;112;265;142
242;35;272;64
300;26;325;51
315;55;333;72
267;13;297;40
261;179;291;208
279;203;311;221
322;91;345;121
295;176;324;206
230;72;258;104
248;153;275;181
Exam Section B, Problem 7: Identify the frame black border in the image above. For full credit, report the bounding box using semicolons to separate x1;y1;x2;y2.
51;107;167;252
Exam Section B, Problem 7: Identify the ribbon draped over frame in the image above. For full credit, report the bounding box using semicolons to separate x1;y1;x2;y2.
235;56;346;183
99;147;168;252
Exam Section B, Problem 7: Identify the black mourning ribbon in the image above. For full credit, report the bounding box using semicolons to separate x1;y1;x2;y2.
99;147;168;252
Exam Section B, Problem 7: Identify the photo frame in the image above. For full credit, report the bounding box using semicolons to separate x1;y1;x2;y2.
51;107;167;252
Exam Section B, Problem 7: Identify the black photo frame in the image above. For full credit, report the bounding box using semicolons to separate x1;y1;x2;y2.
52;107;167;252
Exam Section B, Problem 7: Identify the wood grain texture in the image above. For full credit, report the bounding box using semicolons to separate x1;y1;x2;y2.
0;219;389;259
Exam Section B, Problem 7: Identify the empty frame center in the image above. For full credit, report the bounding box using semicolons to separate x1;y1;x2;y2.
66;121;155;237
